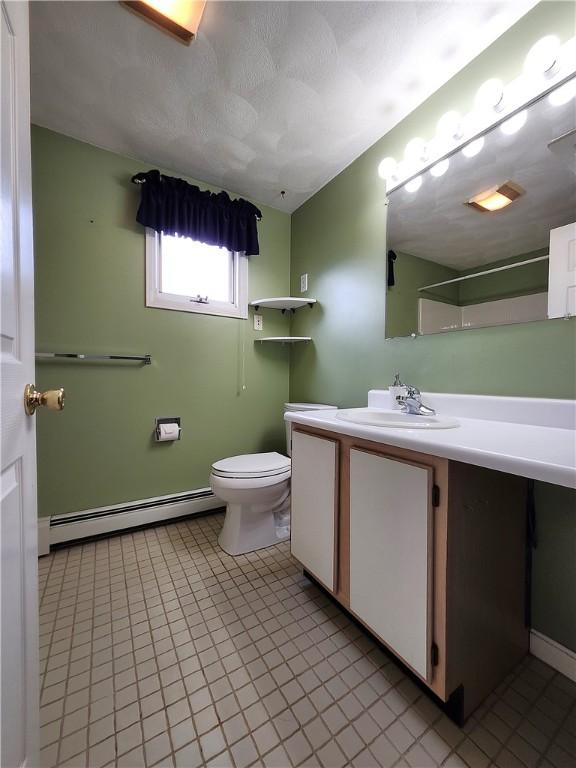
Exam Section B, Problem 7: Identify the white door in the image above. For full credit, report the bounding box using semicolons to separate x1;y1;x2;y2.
1;2;39;766
291;431;338;592
349;449;433;681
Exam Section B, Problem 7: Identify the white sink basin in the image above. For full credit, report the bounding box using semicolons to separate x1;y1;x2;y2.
336;408;460;430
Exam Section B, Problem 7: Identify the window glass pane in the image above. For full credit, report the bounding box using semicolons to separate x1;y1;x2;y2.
160;235;233;303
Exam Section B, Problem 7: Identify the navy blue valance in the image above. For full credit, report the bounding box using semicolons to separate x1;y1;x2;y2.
132;170;262;255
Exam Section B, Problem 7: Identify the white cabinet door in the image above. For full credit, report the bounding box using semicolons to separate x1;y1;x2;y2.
548;222;576;318
291;431;338;591
349;449;433;680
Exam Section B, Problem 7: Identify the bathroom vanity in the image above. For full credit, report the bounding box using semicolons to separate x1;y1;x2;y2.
286;392;576;722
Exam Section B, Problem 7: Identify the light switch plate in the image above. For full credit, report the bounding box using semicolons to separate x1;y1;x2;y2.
253;314;263;331
300;273;308;293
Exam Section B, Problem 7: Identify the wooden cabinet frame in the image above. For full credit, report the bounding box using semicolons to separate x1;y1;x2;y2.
291;424;529;722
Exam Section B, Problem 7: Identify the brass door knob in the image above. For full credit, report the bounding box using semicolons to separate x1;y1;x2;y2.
24;384;66;416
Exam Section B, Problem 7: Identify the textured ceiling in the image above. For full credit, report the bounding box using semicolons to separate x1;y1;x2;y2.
30;1;537;213
387;85;576;270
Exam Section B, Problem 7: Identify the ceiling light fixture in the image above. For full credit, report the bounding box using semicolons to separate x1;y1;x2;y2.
466;181;524;212
121;0;206;44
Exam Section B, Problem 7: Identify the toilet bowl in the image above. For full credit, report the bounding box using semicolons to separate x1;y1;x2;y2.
211;453;291;556
210;403;337;556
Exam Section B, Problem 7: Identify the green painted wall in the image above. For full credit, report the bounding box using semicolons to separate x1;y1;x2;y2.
33;127;291;518
458;250;549;306
289;2;576;651
386;252;459;338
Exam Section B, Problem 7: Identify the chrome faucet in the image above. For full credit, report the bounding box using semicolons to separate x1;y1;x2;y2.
401;386;436;416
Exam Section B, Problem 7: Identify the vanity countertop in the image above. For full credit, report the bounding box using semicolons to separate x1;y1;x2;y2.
285;391;576;489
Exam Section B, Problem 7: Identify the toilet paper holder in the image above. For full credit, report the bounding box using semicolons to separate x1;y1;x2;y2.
154;417;181;442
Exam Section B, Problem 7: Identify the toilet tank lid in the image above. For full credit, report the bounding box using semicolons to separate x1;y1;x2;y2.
284;402;337;412
212;452;290;476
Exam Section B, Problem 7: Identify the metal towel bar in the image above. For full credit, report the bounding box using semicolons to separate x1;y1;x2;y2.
35;352;152;365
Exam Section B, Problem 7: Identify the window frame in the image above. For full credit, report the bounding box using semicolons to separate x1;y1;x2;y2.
145;229;248;319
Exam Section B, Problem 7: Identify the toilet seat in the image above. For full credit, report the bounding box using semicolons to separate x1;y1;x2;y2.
210;471;290;494
211;452;290;480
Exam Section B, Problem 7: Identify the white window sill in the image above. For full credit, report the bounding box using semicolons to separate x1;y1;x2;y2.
146;292;248;319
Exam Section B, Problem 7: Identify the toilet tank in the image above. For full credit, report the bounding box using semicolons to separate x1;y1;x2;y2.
284;403;337;456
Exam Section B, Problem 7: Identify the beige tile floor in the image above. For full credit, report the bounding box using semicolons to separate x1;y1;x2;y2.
38;512;576;768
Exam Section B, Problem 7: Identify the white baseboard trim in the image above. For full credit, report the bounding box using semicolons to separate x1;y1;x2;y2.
38;517;51;557
530;629;576;682
43;488;223;550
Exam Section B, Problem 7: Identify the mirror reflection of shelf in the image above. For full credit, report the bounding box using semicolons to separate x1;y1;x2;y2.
417;254;549;293
256;337;312;344
418;293;548;335
250;297;317;313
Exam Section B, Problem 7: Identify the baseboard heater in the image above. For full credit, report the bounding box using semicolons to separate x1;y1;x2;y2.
48;488;223;546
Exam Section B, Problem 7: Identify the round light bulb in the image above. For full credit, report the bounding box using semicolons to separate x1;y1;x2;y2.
524;35;560;78
378;156;397;180
404;138;428;164
430;159;450;177
548;78;576;107
461;137;485;158
500;110;527;136
405;175;422;193
436;110;463;140
475;78;505;112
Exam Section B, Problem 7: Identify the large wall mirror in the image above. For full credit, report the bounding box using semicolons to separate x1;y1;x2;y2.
385;77;576;339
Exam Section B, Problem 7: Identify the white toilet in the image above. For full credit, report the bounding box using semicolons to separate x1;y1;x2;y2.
210;403;337;556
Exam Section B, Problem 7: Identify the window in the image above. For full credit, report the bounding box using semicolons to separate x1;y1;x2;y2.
146;230;248;318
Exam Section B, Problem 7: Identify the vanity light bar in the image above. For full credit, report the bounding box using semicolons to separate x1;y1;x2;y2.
378;34;576;193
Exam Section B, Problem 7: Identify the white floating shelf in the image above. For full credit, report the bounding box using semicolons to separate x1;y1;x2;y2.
256;336;312;344
250;297;317;312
